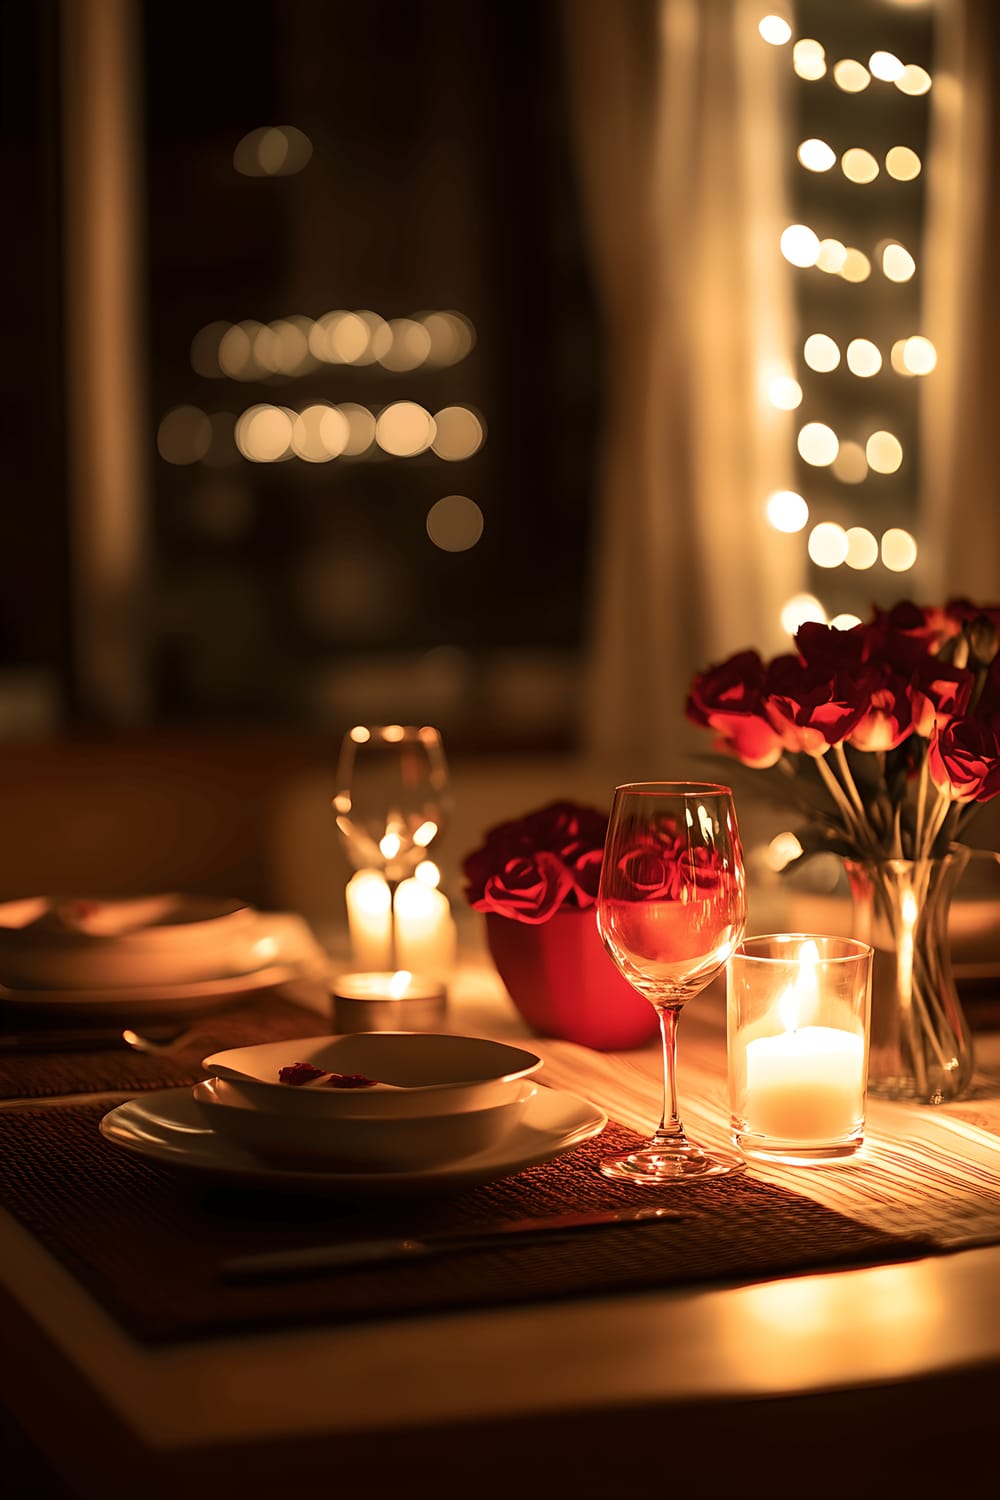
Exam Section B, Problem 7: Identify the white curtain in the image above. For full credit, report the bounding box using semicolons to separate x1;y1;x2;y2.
922;0;1000;605
562;0;801;775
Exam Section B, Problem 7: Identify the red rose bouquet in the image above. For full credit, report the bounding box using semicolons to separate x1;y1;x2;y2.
687;599;1000;1104
461;801;609;924
685;600;1000;866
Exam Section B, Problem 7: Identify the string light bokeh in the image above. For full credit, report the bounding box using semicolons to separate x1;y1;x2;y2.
760;0;936;634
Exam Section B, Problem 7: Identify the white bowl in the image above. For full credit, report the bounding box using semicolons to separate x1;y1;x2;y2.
201;1031;544;1118
0;894;259;990
193;1075;537;1171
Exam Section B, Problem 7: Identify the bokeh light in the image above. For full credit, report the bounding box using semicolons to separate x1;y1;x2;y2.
793;40;826;80
798;422;839;466
190;321;229;379
846;339;882;377
290;403;350;462
375;402;436;457
830;613;863;631
869;51;904;82
808;522;849;568
883;243;917;281
235;404;294;462
781;594;827;634
780;224;821;267
233;125;313;177
839;248;872;282
376;318;433;372
766;490;809;533
867;431;904;473
798;139;836;172
833;59;871;93
882;528;918;571
886;146;921;181
804;333;840;372
845;527;879;569
896;64;932;96
420;311;476;366
430;406;485;461
842;148;879;184
901;335;937;374
339;403;378;456
426;495;485;552
758;15;792;45
157;406;212;465
816;239;848;274
767;376;803;410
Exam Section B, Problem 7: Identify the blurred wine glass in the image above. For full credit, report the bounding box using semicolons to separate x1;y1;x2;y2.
333;725;450;964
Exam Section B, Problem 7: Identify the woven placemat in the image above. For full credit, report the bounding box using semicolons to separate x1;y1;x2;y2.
0;994;327;1099
0;1100;935;1345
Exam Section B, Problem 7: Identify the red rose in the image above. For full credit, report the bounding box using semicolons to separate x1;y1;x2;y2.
869;601;962;650
685;650;784;768
927;717;1000;803
762;652;867;755
462;801;608;921
907;658;974;737
847;676;914;751
476;851;574;924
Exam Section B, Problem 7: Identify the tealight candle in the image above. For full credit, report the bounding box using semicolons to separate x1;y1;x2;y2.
728;934;872;1164
331;968;448;1033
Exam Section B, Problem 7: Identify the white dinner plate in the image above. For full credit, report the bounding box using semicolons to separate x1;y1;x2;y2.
100;1084;609;1196
0;962;304;1019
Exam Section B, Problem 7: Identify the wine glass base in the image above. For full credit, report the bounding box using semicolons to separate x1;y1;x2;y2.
600;1143;745;1184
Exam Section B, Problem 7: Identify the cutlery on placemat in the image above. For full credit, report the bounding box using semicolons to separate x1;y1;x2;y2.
0;1023;199;1055
220;1205;699;1282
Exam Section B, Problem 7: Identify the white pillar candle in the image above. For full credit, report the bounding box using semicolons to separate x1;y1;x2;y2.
744;1026;865;1140
345;870;392;970
394;876;456;981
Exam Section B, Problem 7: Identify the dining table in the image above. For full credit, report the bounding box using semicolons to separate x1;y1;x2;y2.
1;906;999;1500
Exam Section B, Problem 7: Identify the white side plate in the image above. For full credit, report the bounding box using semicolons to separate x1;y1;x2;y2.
0;962;304;1018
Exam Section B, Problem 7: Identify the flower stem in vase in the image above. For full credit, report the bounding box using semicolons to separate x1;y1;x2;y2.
847;850;974;1104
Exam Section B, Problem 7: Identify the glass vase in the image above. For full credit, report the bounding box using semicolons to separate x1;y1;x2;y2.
845;847;974;1105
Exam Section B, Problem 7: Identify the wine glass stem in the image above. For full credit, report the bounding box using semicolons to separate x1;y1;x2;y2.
655;1003;685;1145
387;878;399;970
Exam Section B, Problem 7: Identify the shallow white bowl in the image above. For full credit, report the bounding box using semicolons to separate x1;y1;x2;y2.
201;1031;544;1119
0;894;258;990
193;1075;537;1171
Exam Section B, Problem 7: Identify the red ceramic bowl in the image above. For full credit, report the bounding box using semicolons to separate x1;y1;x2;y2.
485;908;660;1051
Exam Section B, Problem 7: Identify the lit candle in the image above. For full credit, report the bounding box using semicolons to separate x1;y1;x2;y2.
331;968;447;1032
345;870;392;970
742;940;866;1141
744;1026;865;1139
394;864;456;981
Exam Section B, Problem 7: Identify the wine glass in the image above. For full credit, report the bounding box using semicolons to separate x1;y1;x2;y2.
333;725;450;965
596;781;746;1182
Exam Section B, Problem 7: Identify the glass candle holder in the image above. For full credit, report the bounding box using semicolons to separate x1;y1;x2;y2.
728;934;873;1164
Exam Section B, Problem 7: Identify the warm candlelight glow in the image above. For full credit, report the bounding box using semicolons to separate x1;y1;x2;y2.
730;935;872;1161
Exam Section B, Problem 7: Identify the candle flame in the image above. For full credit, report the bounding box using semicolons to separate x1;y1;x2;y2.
779;938;821;1032
379;832;402;859
389;969;413;998
350;869;391;914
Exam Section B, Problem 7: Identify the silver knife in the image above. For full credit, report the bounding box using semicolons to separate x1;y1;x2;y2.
220;1205;696;1282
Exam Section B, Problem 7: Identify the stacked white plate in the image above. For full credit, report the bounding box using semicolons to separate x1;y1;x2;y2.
0;894;305;1016
100;1030;609;1196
